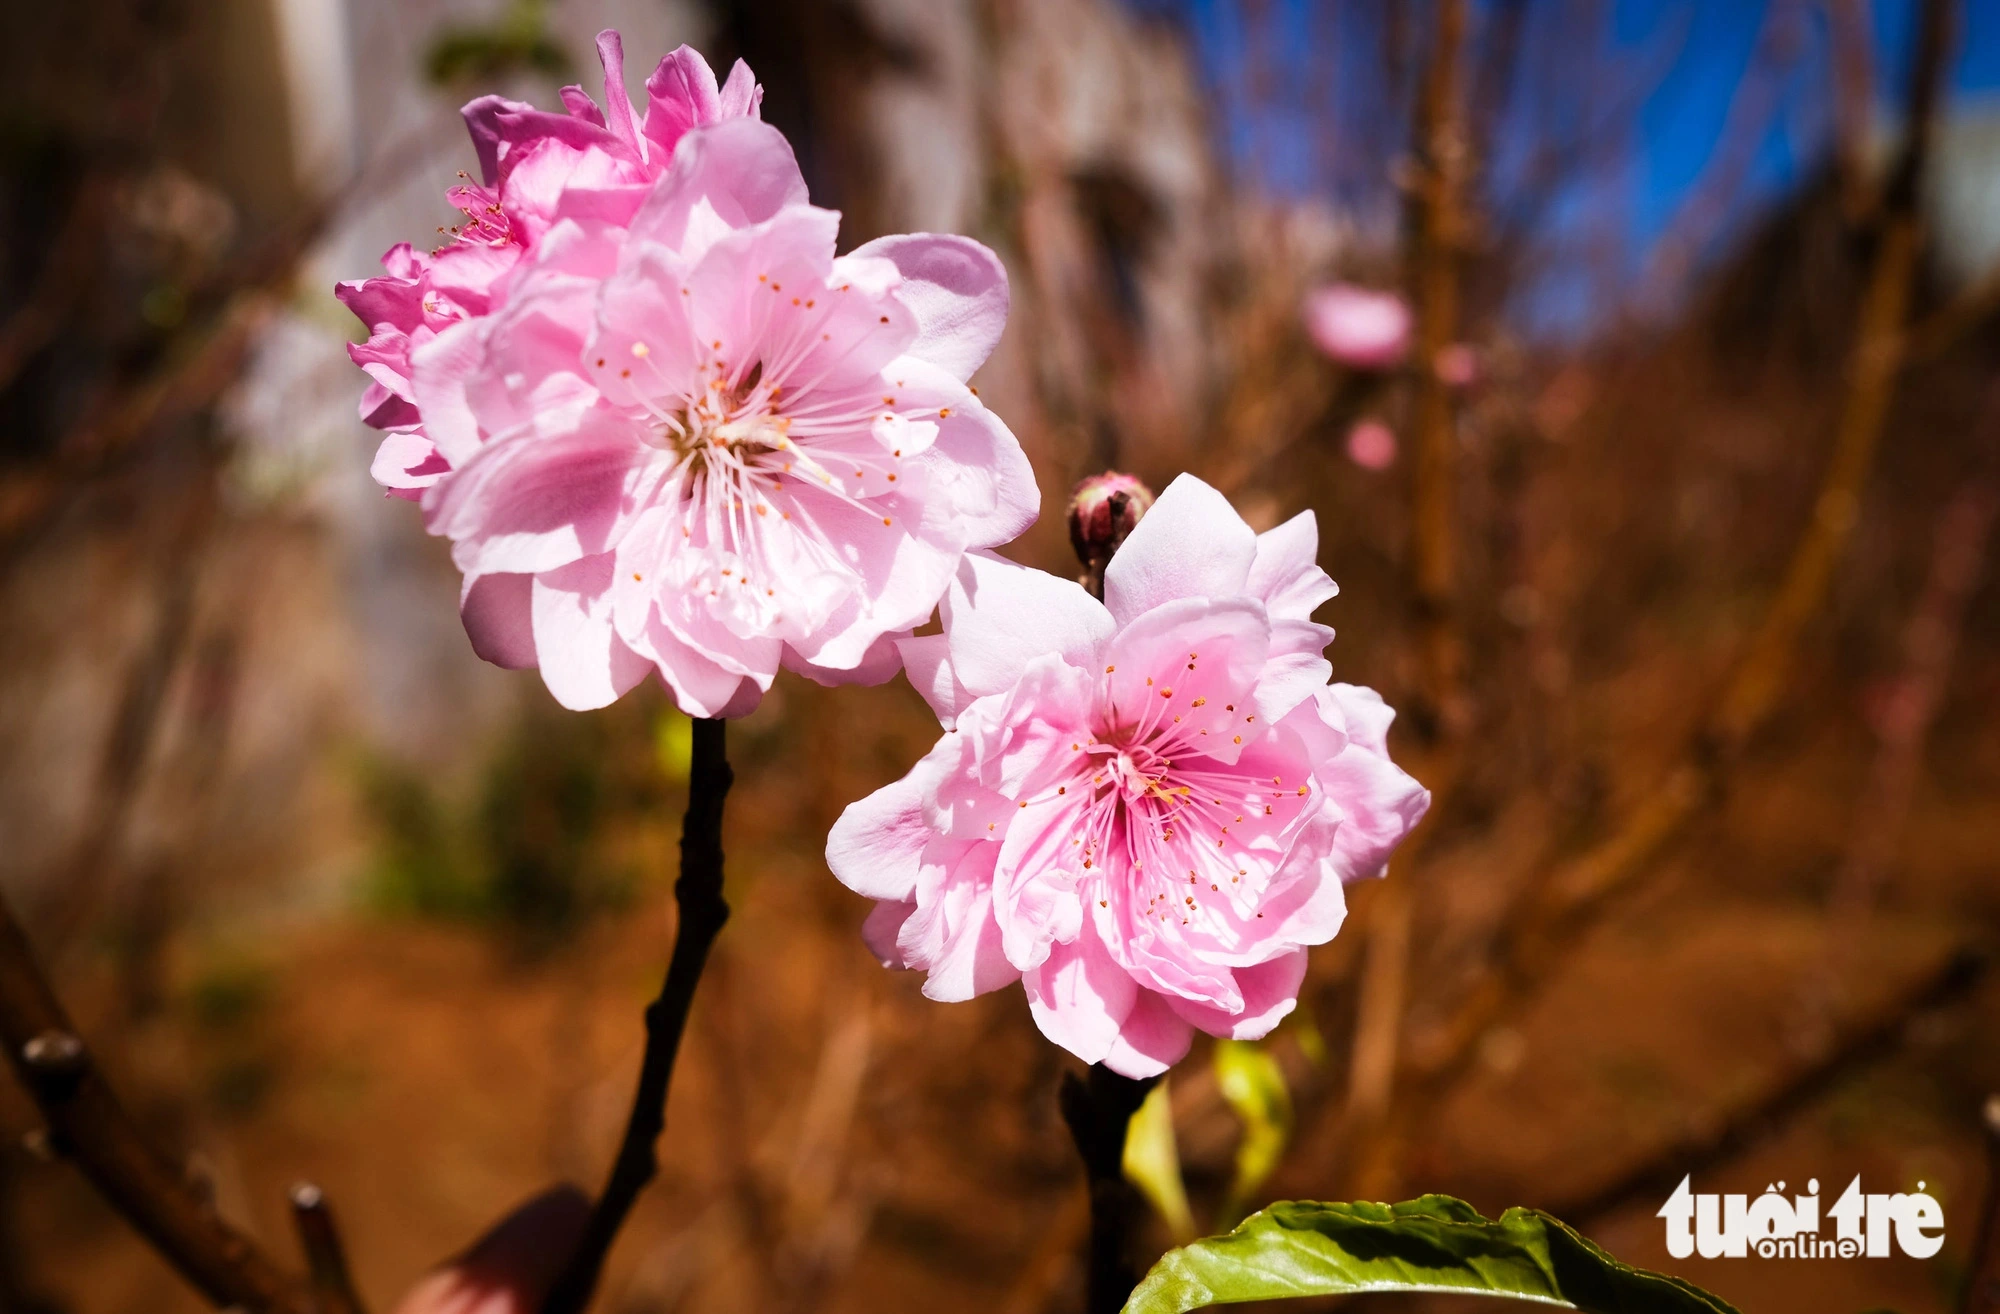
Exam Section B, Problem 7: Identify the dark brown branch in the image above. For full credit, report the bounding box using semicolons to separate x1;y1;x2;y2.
1059;1065;1159;1314
540;717;734;1314
1965;1093;2000;1314
0;892;309;1312
290;1182;366;1314
1549;947;1986;1225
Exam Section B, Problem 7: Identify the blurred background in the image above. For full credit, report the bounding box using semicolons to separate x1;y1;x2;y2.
1;1;1998;1311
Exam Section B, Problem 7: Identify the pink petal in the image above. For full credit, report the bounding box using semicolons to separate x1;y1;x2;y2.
862;900;917;967
827;771;935;901
1246;510;1337;622
849;233;1010;381
459;572;536;669
1161;948;1309;1041
529;555;653;710
425;414;650;578
1104;989;1195;1078
1023;927;1137;1066
781;632;905;688
1102;474;1256;626
641;45;722;158
942;551;1112;699
920;390;1040;551
627;118;808;259
902;842;1016;1002
895;632;971;727
593;31;642;157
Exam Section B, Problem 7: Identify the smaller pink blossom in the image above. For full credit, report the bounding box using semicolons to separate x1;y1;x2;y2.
1304;283;1410;371
1345;418;1397;471
1434;343;1479;389
828;476;1429;1076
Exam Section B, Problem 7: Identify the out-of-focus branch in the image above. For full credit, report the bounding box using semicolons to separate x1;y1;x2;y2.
1966;1094;2000;1314
1338;0;1473;1201
540;718;734;1314
0;892;311;1312
0;292;273;566
0;175;112;396
1827;0;1877;220
1550;947;1986;1226
1834;407;1999;914
290;1181;367;1314
1351;0;1956;1196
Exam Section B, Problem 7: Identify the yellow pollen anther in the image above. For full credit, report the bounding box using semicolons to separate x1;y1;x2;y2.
1160;688;1172;698
882;517;893;526
631;342;649;357
1192;697;1206;707
632;573;642;581
1233;735;1242;744
938;407;952;417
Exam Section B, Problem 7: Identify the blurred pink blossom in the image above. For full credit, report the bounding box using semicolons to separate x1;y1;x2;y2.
1303;283;1410;370
1434;343;1479;388
1345;419;1397;470
337;34;762;499
339;34;1038;716
828;476;1428;1076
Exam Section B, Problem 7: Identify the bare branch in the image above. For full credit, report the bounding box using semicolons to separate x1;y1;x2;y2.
1965;1093;2000;1314
539;718;735;1314
289;1182;367;1314
0;893;310;1312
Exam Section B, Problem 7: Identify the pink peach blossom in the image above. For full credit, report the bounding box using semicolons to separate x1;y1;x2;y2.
1345;418;1397;470
1304;283;1411;370
828;475;1428;1076
337;33;762;499
404;116;1034;715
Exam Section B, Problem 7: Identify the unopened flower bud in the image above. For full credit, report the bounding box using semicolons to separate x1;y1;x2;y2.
1068;472;1155;578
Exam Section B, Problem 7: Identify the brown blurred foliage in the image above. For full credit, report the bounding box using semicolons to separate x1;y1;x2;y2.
0;2;1997;1313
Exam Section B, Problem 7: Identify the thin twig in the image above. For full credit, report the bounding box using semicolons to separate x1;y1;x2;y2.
289;1181;367;1314
540;717;734;1314
0;892;310;1312
1550;947;1986;1225
1059;1065;1160;1314
1965;1093;2000;1314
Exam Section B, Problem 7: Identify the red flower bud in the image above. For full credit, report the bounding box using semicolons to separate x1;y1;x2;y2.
1068;472;1155;580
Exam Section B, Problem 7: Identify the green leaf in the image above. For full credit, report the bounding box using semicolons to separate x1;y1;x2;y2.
1211;1039;1292;1227
1123;1078;1196;1241
1123;1196;1741;1314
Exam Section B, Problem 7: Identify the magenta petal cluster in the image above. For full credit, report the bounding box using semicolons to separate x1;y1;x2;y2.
338;34;762;500
828;476;1430;1076
1303;283;1411;371
336;34;1038;716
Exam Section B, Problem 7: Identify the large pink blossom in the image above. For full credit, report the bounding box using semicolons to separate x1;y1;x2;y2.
337;33;761;499
351;51;1037;716
828;476;1429;1076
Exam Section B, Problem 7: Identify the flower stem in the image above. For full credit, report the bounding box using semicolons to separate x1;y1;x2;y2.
1060;1064;1159;1314
541;717;733;1314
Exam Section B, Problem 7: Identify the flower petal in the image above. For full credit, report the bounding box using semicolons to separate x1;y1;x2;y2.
1023;925;1137;1066
529;555;653;710
943;551;1112;698
1103;473;1256;626
849;232;1010;381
